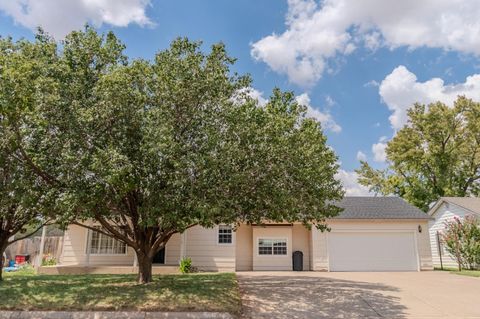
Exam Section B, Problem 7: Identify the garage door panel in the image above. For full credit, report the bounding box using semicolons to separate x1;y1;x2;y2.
328;232;418;271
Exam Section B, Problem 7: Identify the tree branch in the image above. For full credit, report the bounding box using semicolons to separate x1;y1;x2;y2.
13;144;60;187
8;220;53;244
93;213;138;248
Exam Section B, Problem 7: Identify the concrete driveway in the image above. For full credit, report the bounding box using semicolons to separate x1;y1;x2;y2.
237;271;480;319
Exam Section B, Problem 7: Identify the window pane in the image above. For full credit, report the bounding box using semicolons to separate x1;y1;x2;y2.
258;238;273;255
90;231;99;254
258;238;287;255
273;240;287;255
218;225;232;244
87;229;126;255
259;246;272;255
259;239;272;246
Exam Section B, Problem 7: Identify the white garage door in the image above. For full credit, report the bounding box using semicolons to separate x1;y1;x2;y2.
328;232;418;271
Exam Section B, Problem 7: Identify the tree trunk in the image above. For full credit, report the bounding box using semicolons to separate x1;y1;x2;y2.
136;252;154;284
0;242;7;281
454;232;462;271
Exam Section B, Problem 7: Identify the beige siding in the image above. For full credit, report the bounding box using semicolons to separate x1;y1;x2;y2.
165;233;181;266
429;202;478;269
235;224;253;271
61;219;434;272
311;228;328;270
252;226;292;270
61;224;182;266
185;225;236;272
308;227;314;271
60;225;135;266
311;220;433;271
291;224;310;271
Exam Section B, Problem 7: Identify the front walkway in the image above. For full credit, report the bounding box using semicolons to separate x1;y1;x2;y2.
237;271;480;319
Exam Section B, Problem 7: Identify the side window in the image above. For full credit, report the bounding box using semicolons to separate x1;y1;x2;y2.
218;225;233;244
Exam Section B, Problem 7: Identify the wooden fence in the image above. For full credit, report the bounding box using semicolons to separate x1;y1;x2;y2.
5;236;63;266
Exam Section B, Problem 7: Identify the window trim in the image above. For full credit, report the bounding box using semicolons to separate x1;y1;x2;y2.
84;228;129;256
216;224;234;246
256;237;288;257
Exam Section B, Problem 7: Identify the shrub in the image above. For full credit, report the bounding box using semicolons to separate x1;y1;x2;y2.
41;254;57;266
179;257;193;274
442;215;480;270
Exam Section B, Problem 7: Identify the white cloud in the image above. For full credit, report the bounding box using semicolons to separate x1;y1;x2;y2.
364;80;379;88
379;65;480;129
0;0;152;39
372;136;387;162
231;87;269;108
336;169;372;196
363;30;381;51
356;151;367;161
325;95;335;107
252;0;480;87
296;93;342;133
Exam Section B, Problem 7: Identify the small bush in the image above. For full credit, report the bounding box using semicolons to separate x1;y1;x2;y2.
179;257;193;274
41;254;57;266
442;215;480;270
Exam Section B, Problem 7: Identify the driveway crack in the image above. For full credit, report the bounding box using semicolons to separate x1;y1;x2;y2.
359;294;383;318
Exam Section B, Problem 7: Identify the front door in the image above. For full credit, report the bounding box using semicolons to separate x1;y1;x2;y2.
153;247;165;264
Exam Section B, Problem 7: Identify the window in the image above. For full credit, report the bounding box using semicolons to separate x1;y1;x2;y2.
218;225;233;244
87;229;127;255
258;238;287;255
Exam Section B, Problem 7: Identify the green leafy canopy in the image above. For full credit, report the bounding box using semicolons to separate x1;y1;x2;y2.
1;27;343;282
357;97;480;211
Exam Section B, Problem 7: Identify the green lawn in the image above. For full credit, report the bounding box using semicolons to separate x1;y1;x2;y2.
450;270;480;278
0;268;241;313
435;267;480;278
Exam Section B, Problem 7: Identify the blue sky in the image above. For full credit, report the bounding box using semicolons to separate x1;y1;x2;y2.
2;0;480;195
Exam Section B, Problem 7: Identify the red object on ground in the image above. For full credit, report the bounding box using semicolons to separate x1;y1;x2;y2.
15;254;30;264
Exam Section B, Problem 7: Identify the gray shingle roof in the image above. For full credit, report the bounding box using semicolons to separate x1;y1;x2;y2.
333;196;431;220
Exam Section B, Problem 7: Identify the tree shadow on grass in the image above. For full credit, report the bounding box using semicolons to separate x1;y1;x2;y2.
0;273;240;313
238;274;407;319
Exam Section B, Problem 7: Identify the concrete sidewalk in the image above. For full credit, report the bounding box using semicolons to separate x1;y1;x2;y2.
0;311;233;319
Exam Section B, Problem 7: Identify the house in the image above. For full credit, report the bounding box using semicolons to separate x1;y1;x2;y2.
428;197;480;269
42;197;433;274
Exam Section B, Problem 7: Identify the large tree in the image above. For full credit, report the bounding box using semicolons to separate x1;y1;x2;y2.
4;28;343;283
357;97;480;211
0;34;57;280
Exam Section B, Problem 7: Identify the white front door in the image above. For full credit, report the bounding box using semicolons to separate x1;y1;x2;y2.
328;231;418;271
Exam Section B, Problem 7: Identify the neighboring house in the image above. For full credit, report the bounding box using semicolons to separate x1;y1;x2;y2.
428;197;480;269
52;197;433;273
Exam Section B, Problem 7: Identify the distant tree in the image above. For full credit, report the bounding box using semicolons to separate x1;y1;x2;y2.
356;97;480;211
3;28;343;283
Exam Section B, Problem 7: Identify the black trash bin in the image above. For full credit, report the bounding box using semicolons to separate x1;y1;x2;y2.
292;251;303;271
